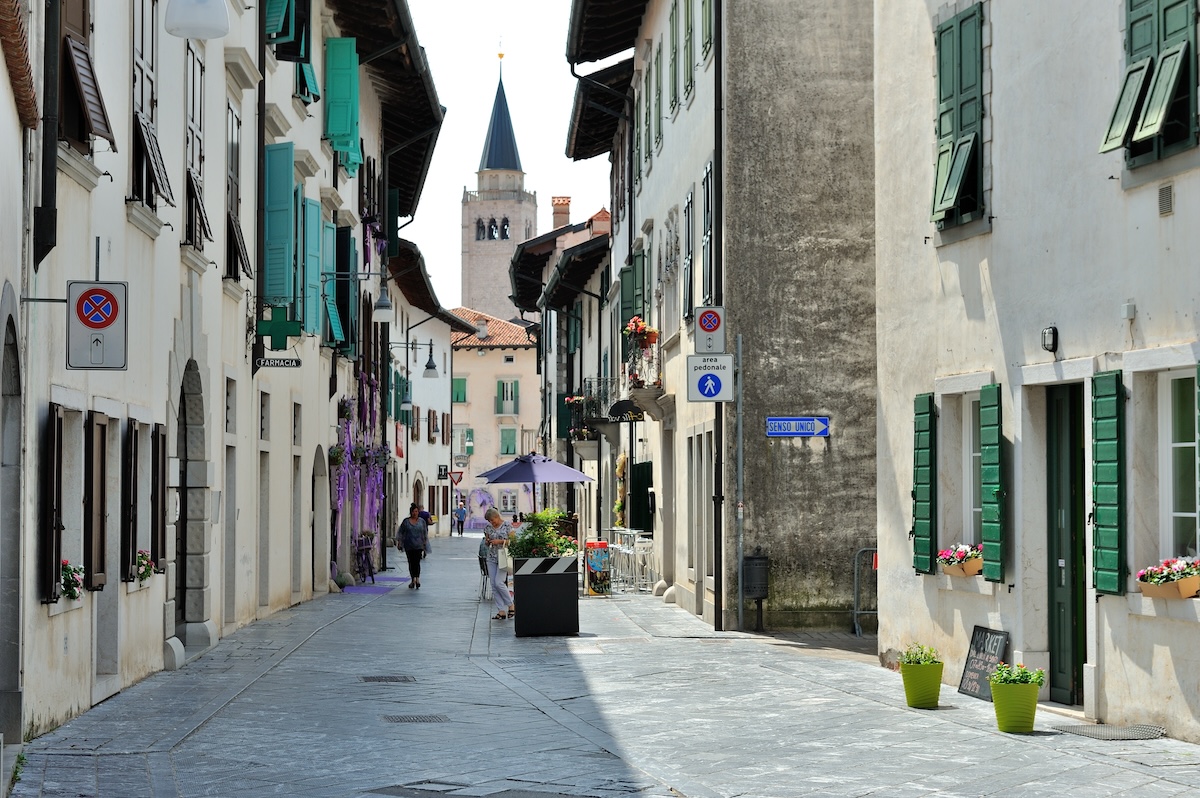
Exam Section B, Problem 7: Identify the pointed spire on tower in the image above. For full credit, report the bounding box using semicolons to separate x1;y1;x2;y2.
479;57;523;173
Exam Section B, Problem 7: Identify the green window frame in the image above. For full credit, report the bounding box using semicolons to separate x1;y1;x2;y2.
979;383;1005;582
911;393;937;574
701;0;712;56
1102;0;1197;166
452;378;467;403
499;427;517;456
263;142;295;307
669;2;679;109
1093;370;1126;594
295;61;320;105
931;5;983;229
644;59;652;165
556;394;572;439
684;0;695;95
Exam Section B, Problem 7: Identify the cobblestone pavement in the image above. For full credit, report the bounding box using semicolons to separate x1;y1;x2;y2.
8;534;1200;797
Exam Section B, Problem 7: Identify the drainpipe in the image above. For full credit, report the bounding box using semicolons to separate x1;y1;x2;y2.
33;0;61;268
252;1;266;376
711;0;725;631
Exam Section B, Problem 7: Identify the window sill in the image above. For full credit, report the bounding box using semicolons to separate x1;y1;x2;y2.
1127;592;1200;621
127;202;164;240
1119;145;1200;192
935;573;997;596
264;102;290;141
934;213;991;247
180;245;211;276
223;277;248;302
685;84;697;110
292;95;312;122
47;595;84;617
126;578;151;594
57;143;103;192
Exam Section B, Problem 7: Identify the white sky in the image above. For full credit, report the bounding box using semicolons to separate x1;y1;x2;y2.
403;0;614;310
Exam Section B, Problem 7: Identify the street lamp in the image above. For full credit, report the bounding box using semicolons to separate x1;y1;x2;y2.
391;341;439;391
164;0;230;39
320;271;395;323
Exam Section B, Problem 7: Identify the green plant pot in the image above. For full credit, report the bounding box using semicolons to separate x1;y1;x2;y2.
900;662;944;709
991;682;1040;733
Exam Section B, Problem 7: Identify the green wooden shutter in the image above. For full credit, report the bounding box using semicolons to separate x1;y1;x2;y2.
1133;40;1189;142
1093;370;1127;595
465;428;474;455
264;0;291;36
980;383;1005;583
387;188;400;257
324;38;358;147
632;250;645;317
620;266;635;362
303;199;321;334
495;381;504;414
263;142;294;306
934;133;977;215
557;394;571;439
911;393;937;574
452;378;467;403
321;222;343;344
1099;58;1154;152
500;428;516;455
512;380;519;414
932;5;982;221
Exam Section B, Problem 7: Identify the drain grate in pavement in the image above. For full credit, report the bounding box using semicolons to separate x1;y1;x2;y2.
492;657;567;666
360;675;416;683
382;714;448;723
1053;723;1166;740
371;788;581;798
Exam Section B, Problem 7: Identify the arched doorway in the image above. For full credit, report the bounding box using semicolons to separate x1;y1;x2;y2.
174;362;215;653
0;318;22;738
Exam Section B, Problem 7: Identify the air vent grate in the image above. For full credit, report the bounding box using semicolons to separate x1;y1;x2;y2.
1159;183;1174;216
382;714;448;723
360;675;416;683
1053;723;1166;740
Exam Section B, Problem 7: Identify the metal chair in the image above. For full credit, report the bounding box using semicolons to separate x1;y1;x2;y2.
478;556;489;601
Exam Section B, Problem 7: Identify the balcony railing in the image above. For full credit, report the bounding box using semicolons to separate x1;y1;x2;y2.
580;377;620;420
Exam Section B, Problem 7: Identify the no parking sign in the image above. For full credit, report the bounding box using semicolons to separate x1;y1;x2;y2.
67;282;128;370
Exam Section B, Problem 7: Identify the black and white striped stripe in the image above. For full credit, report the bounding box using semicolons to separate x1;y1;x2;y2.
514;556;579;575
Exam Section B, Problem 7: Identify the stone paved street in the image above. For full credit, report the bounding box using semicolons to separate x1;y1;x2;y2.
7;534;1200;797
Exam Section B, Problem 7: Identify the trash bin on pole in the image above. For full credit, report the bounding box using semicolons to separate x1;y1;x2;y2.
742;549;769;631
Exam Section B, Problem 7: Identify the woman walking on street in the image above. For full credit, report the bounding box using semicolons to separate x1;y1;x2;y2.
484;507;513;619
398;502;430;589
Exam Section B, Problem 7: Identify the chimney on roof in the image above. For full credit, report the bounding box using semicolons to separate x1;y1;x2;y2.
552;196;571;229
476;321;489;340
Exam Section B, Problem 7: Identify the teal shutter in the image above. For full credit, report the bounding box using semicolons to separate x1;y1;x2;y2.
620;266;635;362
465;428;474;455
1092;370;1127;595
557;394;571;439
452;378;467;403
387;188;400;258
303;199;320;334
1099;58;1154;152
263;142;294;306
324;38;358;148
933;133;977;215
979;383;1005;582
911;393;937;574
495;381;504;414
321;222;342;344
512;380;519;414
343;138;362;178
500;428;516;455
299;62;320;104
264;0;291;36
1133;40;1189;142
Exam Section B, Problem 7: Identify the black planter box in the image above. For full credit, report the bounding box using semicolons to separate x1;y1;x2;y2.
512;556;579;637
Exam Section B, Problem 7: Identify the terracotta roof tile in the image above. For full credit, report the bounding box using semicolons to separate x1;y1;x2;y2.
450;307;536;349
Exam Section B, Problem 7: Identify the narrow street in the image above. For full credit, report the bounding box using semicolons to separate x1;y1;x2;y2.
8;535;1200;798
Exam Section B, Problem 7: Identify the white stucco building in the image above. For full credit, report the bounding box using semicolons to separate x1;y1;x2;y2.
877;0;1200;740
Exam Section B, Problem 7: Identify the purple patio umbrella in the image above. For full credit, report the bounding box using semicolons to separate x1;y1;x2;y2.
477;454;593;511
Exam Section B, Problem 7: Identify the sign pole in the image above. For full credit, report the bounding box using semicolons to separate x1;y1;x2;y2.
736;334;745;631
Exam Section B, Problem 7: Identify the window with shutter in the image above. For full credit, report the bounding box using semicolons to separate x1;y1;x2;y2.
40;404;65;602
465;428;474;455
1104;0;1198;167
930;4;983;228
84;412;109;590
500;427;517;455
120;421;139;582
62;35;116;154
1159;370;1197;559
1093;370;1126;594
979;383;1005;582
557;394;572;439
452;378;467;403
911;393;937;574
669;2;679;109
151;424;167;570
411;407;420;442
263;143;295;307
324;38;359;154
276;0;311;61
303;199;322;334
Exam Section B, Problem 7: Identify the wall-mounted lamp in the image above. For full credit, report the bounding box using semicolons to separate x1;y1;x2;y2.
164;0;230;39
320;271;395;323
1041;326;1058;354
391;340;438;379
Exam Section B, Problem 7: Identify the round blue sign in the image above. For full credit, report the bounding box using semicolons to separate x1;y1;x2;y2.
698;373;723;397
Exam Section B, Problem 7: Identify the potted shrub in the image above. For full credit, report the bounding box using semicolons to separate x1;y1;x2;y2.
989;661;1045;733
937;543;983;577
508;509;581;637
1136;556;1200;599
899;643;943;709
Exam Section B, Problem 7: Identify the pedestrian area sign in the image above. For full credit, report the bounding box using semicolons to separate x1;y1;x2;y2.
687;354;734;402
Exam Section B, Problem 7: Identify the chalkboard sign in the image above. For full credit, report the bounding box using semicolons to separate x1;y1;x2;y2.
957;626;1010;701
